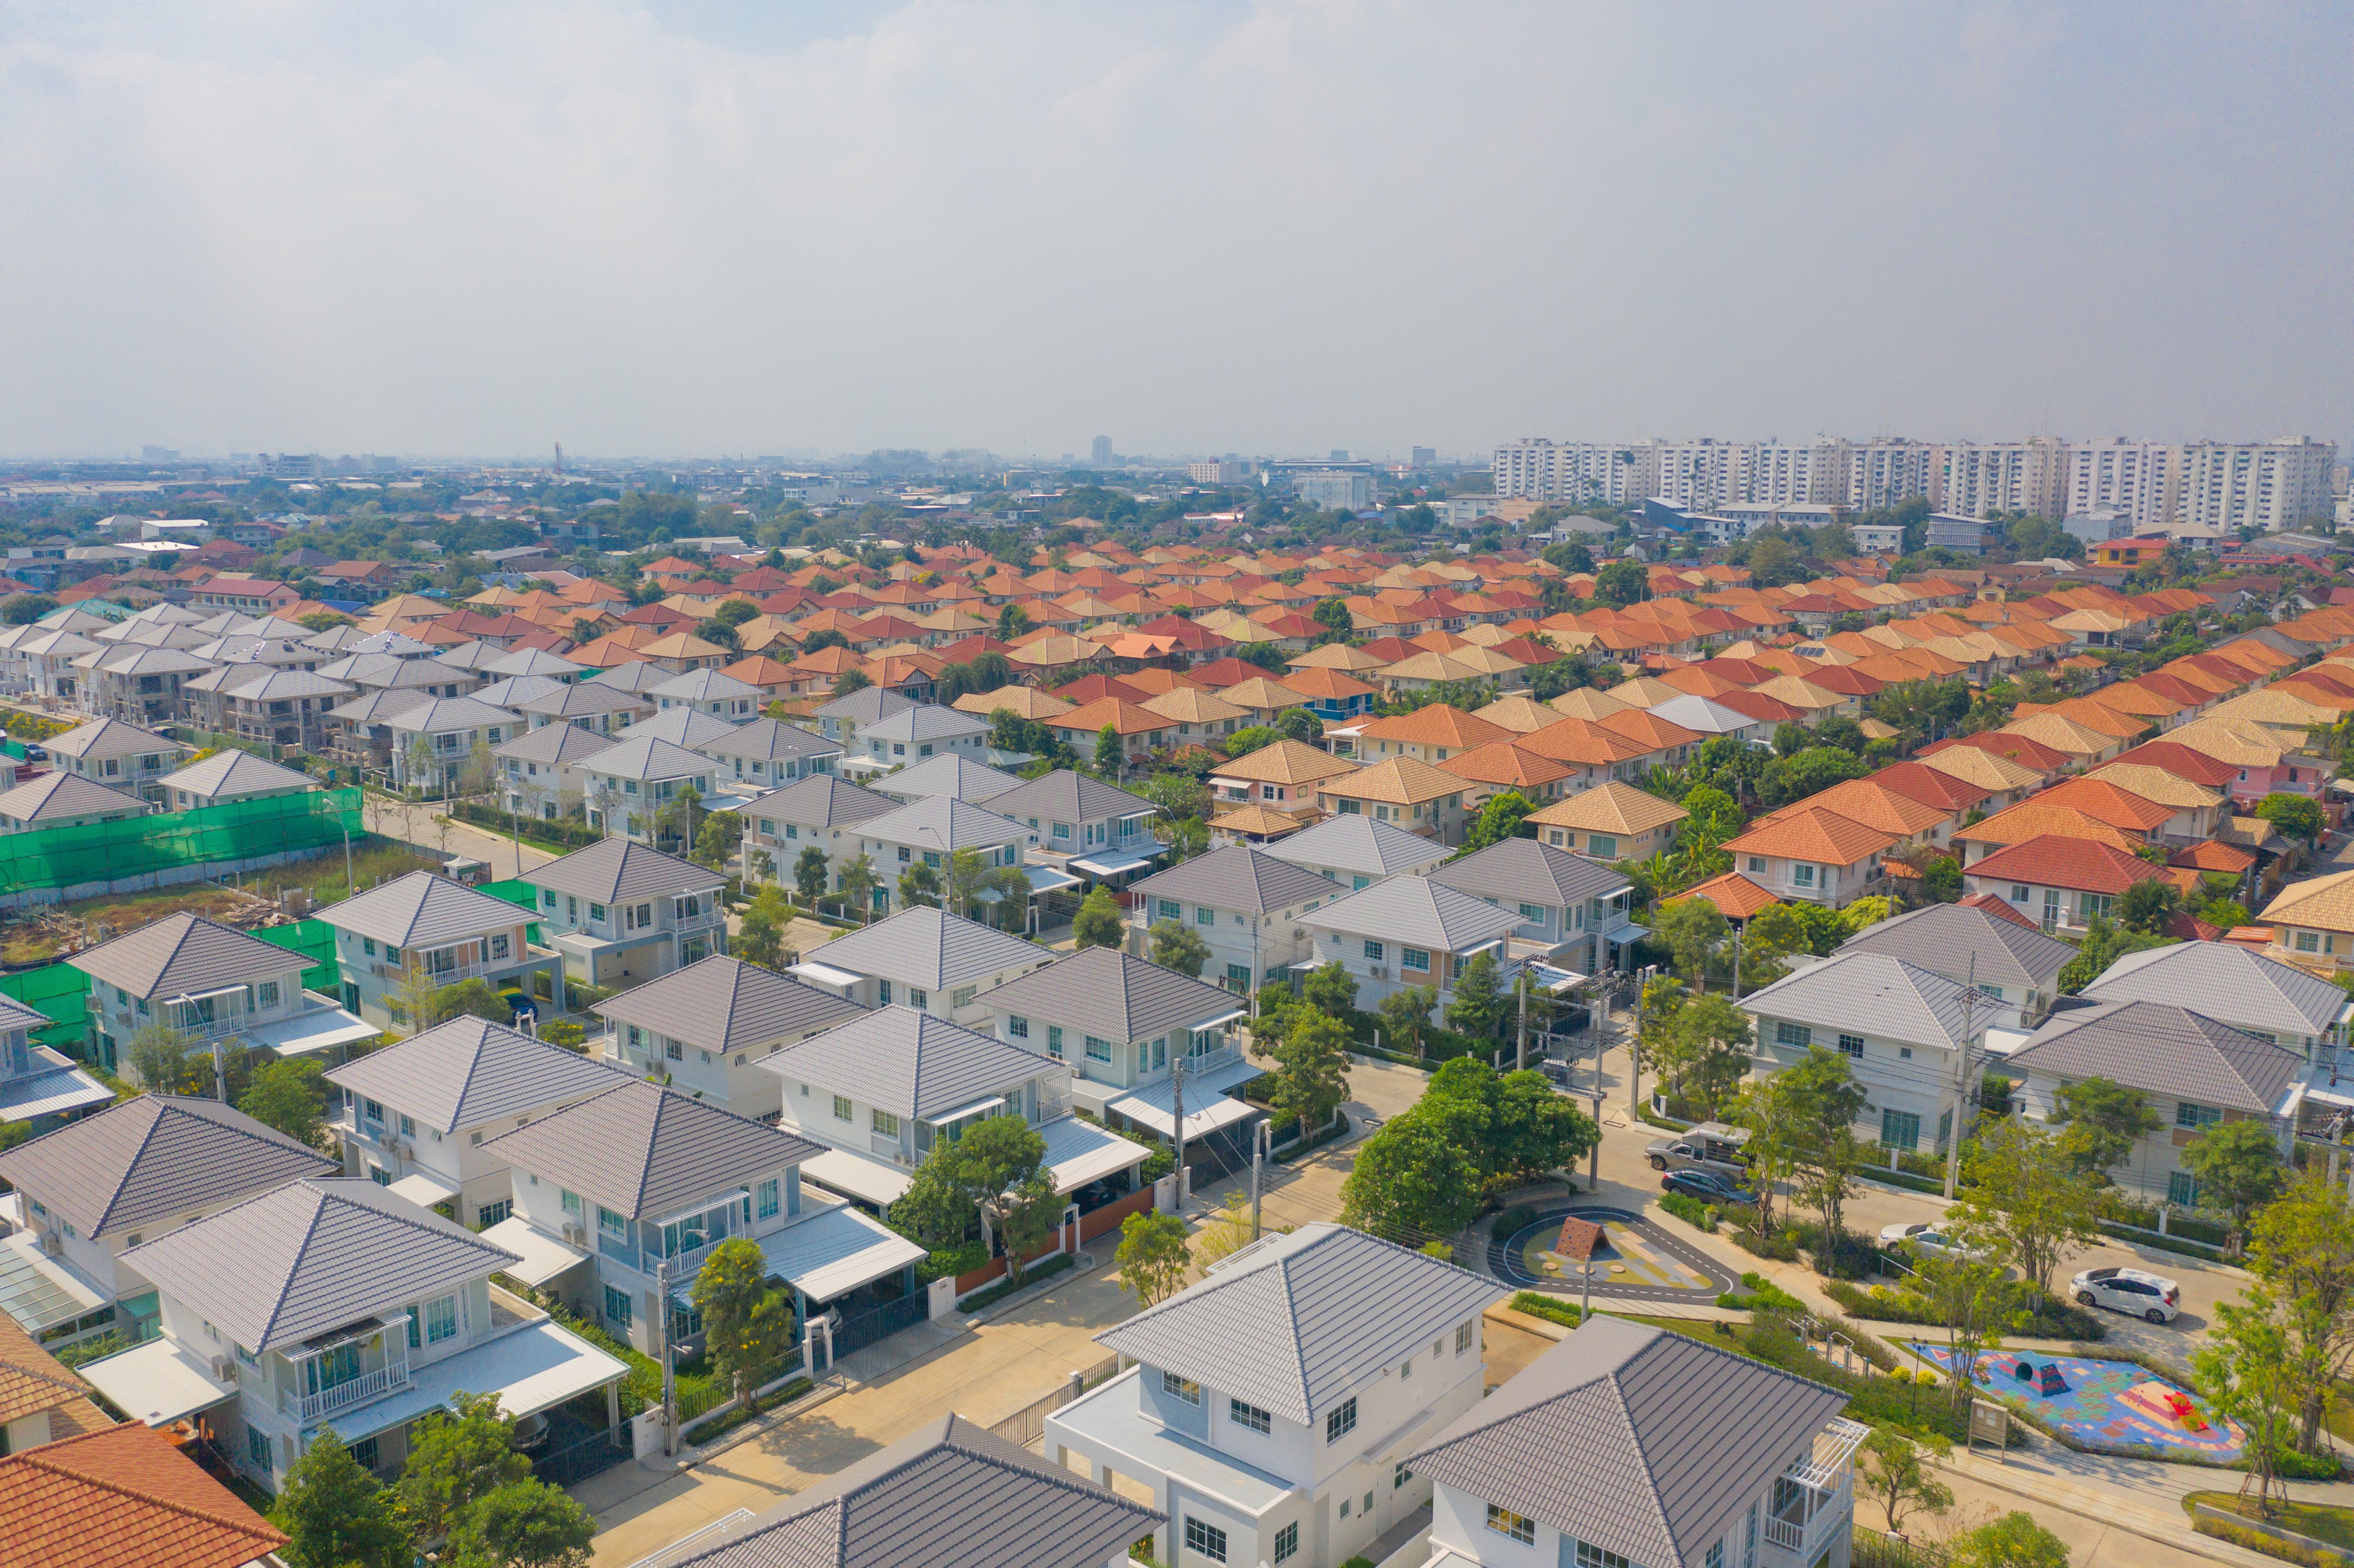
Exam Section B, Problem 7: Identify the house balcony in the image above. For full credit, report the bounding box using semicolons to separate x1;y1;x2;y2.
279;1315;413;1425
1762;1418;1867;1565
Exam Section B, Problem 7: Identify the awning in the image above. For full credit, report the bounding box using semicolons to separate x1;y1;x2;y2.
799;1147;915;1207
76;1337;239;1427
786;960;864;991
1526;964;1588;994
322;1318;629;1444
1188;1008;1248;1033
1107;1059;1262;1142
481;1216;592;1288
1023;863;1082;894
0;1062;112;1122
1068;851;1158;878
932;1094;1006;1124
245;1001;379;1058
1608;923;1651;943
387;1170;460;1208
755;1200;928;1305
1040;1115;1147;1193
0;1232;109;1336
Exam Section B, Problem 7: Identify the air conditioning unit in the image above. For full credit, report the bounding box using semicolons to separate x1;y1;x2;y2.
39;1234;62;1256
1369;966;1388;981
211;1357;237;1383
561;1223;586;1246
393;1140;414;1159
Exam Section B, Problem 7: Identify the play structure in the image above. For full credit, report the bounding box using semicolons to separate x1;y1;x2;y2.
1487;1206;1732;1299
1906;1344;2244;1461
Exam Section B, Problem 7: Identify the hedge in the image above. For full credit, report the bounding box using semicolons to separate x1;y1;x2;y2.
1509;1292;1584;1329
1658;1192;1718;1231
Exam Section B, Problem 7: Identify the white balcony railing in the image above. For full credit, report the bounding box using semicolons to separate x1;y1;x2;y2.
290;1357;412;1424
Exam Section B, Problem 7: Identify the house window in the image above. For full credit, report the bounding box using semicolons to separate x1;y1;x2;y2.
1363;940;1384;962
1588;833;1618;858
1775;1022;1811;1048
2010;885;2030;901
872;1109;901;1139
1227;963;1251;989
1230;1397;1270;1434
1881;1109;1921;1152
1158;899;1181;920
2176;1101;2221;1129
1708;1546;1725;1568
1161;1370;1201;1405
878;979;893;1004
478;1199;511;1227
1272;1521;1298;1563
598;1205;628;1239
1047;1025;1064;1058
246;1425;272;1475
1791;863;1817;888
2297;931;2321;952
666;1039;683;1060
1324;1396;1356;1443
951;986;977;1008
562;1189;582;1217
758;1179;779;1219
604;1285;632;1326
1196;905;1215;926
1184;1519;1228;1563
1085;1035;1114;1063
257;981;279;1009
1579;1543;1634;1568
1401;947;1430;971
834;1095;854;1123
1008;1015;1029;1039
2168;1171;2201;1207
1746;1504;1758;1568
1457;1320;1475;1355
424;1294;459;1343
1395;1459;1412;1488
1746;856;1766;874
1837;1033;1864;1057
1486;1506;1537;1546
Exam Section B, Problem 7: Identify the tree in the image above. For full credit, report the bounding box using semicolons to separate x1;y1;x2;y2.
1093;724;1124;779
239;1058;327;1148
1653;897;1728;992
1375;983;1437;1058
1192;1189;1257;1269
2247;1174;2354;1452
1147;920;1209;977
692;1237;796;1401
734;883;791;969
271;1424;413;1568
1072;885;1126;949
830;667;871;695
1654;994;1753;1117
1300;961;1358;1019
2049;1077;2161;1183
895;1116;1059;1283
1680;784;1745;840
2182;1117;2287;1246
406;732;439;797
397;1392;532;1543
897;859;942;910
1463;790;1537;851
1856;1426;1952;1533
1950;1120;2099;1304
1251;1010;1347;1152
1727;1077;1801;1238
444;1479;594;1568
434;978;513;1027
997;603;1032;641
1311;598;1352;640
1275;706;1323;744
792;844;830;906
2201;897;2252;931
946;847;1030;922
2194;1287;2302;1520
2;594;59;625
1777;1048;1872;1240
1593;561;1646;608
1444;950;1506;1038
1913;1242;2017;1420
836;852;880;918
1484;1066;1599;1182
2056;912;2171;993
2117;878;2180;936
2255;791;2324;844
1947;1512;2070;1568
1139;770;1212;826
1114;1210;1192;1308
1922;856;1963;902
126;1023;190;1092
1341;1108;1485;1244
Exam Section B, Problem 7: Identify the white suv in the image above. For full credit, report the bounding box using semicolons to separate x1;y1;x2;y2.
2071;1266;2180;1324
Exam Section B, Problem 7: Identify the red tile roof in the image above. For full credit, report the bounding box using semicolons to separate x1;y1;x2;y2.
1958;891;2042;930
1964;834;2172;896
0;1423;286;1568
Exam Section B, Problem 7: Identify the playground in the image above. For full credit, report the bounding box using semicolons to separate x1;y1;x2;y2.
1906;1343;2247;1463
1486;1206;1733;1302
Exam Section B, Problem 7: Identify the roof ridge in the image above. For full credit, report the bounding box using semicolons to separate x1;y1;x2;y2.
1277;1247;1315;1423
253;1183;337;1349
1607;1354;1681;1557
446;1025;495;1130
90;1097;168;1236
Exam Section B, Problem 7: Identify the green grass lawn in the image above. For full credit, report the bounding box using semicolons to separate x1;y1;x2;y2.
246;838;444;906
2185;1491;2354;1554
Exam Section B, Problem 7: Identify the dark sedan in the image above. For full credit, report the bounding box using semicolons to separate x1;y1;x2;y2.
1661;1169;1755;1206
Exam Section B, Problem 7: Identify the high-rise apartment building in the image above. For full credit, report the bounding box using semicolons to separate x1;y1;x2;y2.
1090;435;1113;467
1730;441;1847;506
1652;440;1745;512
1845;440;1937;510
2175;439;2336;533
1295;470;1373;512
1186;461;1250;485
1934;440;2065;520
1410;446;1438;468
1491;440;1657;506
2064;439;2179;532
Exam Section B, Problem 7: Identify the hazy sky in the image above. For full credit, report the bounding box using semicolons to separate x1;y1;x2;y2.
4;2;2351;461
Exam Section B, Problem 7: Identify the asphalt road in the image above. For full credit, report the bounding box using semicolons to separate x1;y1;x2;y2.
1485;1204;1735;1303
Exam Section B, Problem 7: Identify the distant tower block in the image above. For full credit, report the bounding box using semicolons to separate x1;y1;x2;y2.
554;441;564;476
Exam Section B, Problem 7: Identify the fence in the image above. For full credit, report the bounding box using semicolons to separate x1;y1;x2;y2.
986;1353;1123;1449
1852;1526;1948;1568
0;787;364;906
0;961;93;1052
828;1290;931;1357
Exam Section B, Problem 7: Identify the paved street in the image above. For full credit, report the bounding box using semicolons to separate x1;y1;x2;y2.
360;793;561;876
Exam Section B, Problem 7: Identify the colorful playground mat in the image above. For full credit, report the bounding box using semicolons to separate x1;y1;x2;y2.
1906;1344;2246;1461
1520;1217;1715;1294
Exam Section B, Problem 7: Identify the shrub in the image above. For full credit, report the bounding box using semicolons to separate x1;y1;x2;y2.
1510;1292;1584;1329
1730;1225;1801;1261
1658;1192;1718;1231
1491;1204;1539;1239
1718;1272;1806;1313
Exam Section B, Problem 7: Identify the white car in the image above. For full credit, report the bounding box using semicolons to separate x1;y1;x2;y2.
2072;1266;2180;1324
1877;1221;1986;1260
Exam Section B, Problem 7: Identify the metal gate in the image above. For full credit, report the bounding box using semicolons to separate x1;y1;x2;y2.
828;1289;929;1356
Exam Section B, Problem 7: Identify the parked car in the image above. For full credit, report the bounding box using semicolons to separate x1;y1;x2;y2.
2071;1266;2180;1324
17;744;46;763
1645;1121;1751;1181
1877;1221;1988;1261
1661;1169;1754;1206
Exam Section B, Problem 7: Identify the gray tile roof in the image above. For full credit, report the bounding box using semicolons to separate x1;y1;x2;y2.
2006;999;2307;1114
1264;813;1450;878
525;839;724;905
652;668;765;702
2083;941;2353;1038
1428;837;1633;910
345;630;438;657
471;674;568;710
1410;1316;1847;1568
0;995;45;1035
876;753;1021;803
1739;951;1980;1048
153;750;316;801
974;946;1242;1045
324;1017;631;1135
1130;844;1340;916
485;647;585;680
319;870;532;948
578;735;717;783
669;1413;1161;1568
1097;1223;1504;1425
614;708;740;750
813;687;919;724
855;795;1027;854
44;718;184;762
381;695;523;734
696;718;843;766
329;686;432;724
743;774;897;829
0;772;151;825
493;722;617;766
516;681;648;720
1836;902;2077;991
802;906;1053;992
120;1178;521;1354
482;1079;827;1219
66;912;304;1000
1299;874;1525;952
860;705;989;745
595;954;867;1054
765;1008;1051;1120
587;660;677;696
0;1095;339;1237
982;770;1155;827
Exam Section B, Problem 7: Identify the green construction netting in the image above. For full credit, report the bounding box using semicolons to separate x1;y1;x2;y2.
479;878;540;911
1;740;26;761
251;918;341;995
0;962;91;1052
0;787;363;894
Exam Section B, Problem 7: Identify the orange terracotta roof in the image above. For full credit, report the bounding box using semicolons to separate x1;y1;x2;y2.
1954;802;2142;855
1680;872;1780;921
1515;717;1654;766
1869;760;1992;814
0;1422;286;1568
1355;705;1515;751
1965;834;2172;896
1436;742;1573;790
1957;890;2042;931
2034;775;2185;832
1761;779;1949;839
2169;839;2256;875
1723;805;1895;865
1320;755;1466;805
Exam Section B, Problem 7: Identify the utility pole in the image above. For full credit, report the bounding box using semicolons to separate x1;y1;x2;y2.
1170;1054;1186;1213
1515;973;1529;1071
1943;956;1980;1201
1587;979;1607;1190
1629;964;1656;1115
1729;923;1743;1001
657;1256;677;1455
340;823;354;901
1250;1120;1267;1240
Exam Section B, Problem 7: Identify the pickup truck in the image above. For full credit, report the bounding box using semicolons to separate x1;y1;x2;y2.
1644;1121;1752;1181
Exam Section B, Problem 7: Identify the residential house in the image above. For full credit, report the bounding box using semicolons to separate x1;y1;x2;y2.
199;667;354;753
988;770;1163;883
808;685;921;749
1410;1315;1858;1568
0;1421;289;1568
0;994;109;1132
2080;941;2352;1071
1140;686;1250;745
493;721;614;819
1428;839;1640;977
1299;875;1529;1011
696;716;843;797
790;906;1055;1026
514;678;652;735
0;1311;113;1451
855;795;1033;917
483;1078;924;1357
42;718;190;803
577;735;719;846
1317;758;1472;844
1353;706;1515;767
324;1016;631;1228
7;629;102;706
870;752;1022;806
1741;951;1985;1156
2258;870;2354;973
1128;844;1339;993
850;704;992;777
0;1096;339;1349
1722;806;1895;908
650;667;765;721
79;1178;627;1493
1265;813;1452;893
1833;902;2075;1031
1048;1223;1503;1568
743;774;900;896
68;911;374;1079
525;838;729;987
153;751;315;812
1959;835;2173;936
0;771;152;835
2002;1001;2306;1205
1525;781;1685;860
1206;739;1357;823
382;695;521;793
321;870;565;1031
595;953;867;1119
75;645;214;727
1043;698;1177;766
2083;763;2228;844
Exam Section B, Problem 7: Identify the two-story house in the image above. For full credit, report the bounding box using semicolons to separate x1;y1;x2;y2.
1959;835;2175;937
1206;739;1360;823
494;721;615;820
1266;813;1451;893
1299;875;1528;1012
483;1078;924;1358
1834;901;2076;1032
1127;845;1336;994
324;1016;629;1227
0;1096;339;1350
153;750;316;812
790;905;1055;1027
870;752;1023;806
2079;940;2352;1074
1739;951;1986;1158
651;667;765;721
382;695;523;794
1525;780;1687;863
1047;1223;1503;1568
514;677;652;735
1428;839;1639;979
577;735;720;845
198;667;355;754
79;1178;627;1493
322;870;565;1031
985;771;1162;884
0;994;109;1133
595;953;867;1119
1411;1316;1861;1568
0;770;152;835
1722;805;1895;909
69;912;375;1081
696;716;843;798
525;838;727;988
807;684;919;749
846;704;991;778
978;947;1255;1162
2257;869;2354;974
41;717;190;804
744;773;900;895
855;795;1031;917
